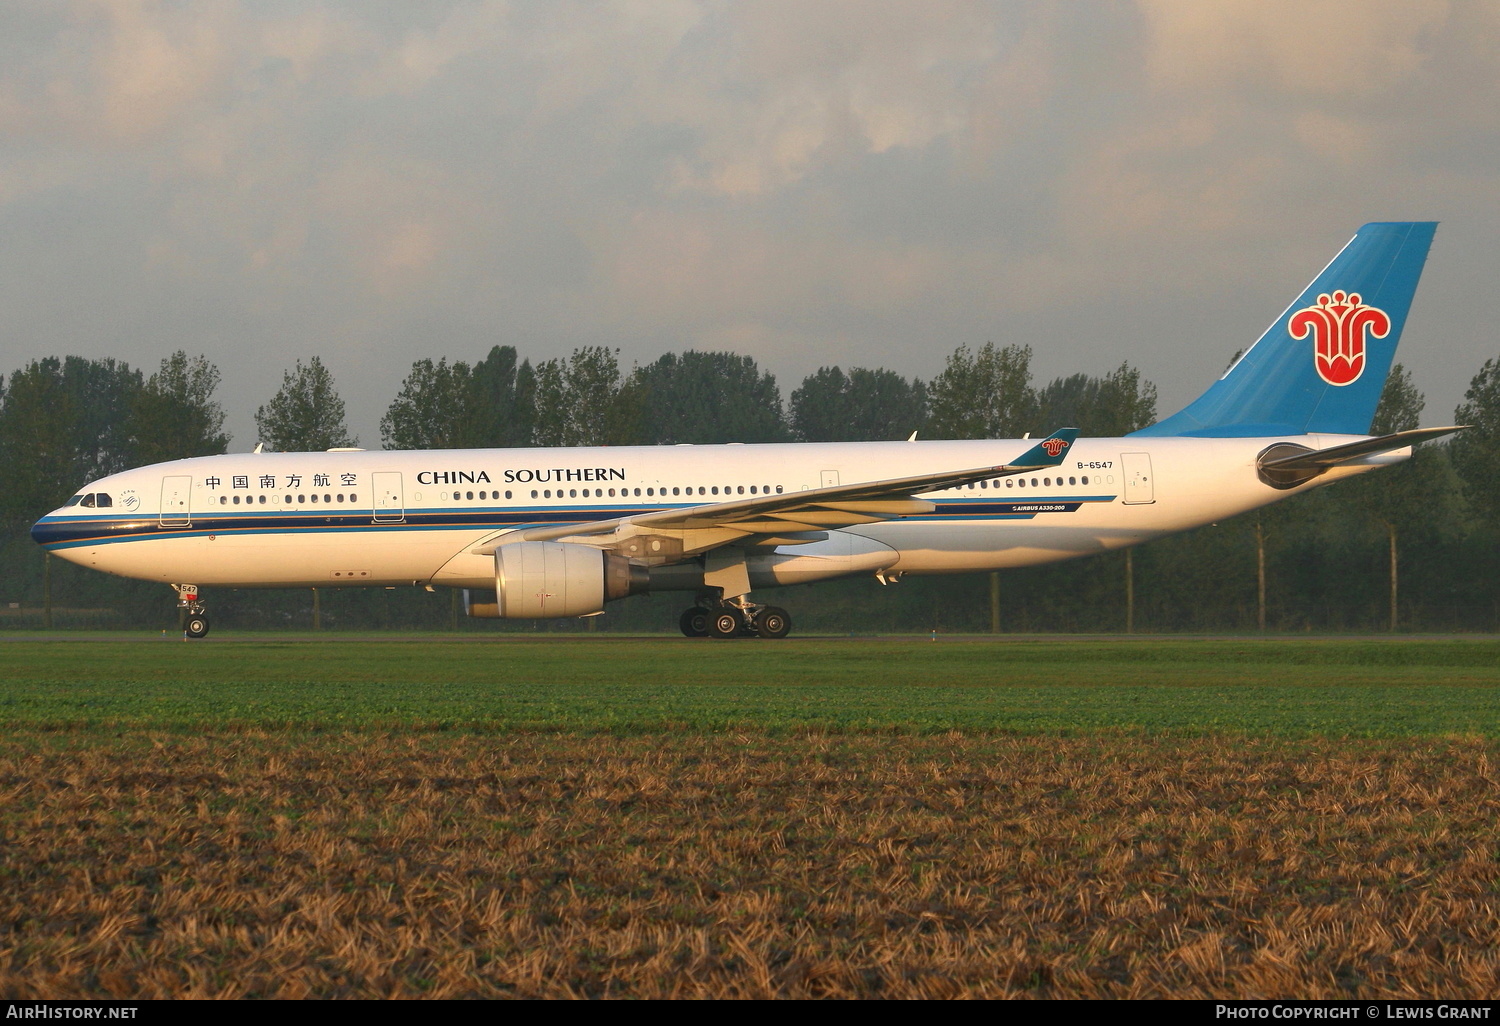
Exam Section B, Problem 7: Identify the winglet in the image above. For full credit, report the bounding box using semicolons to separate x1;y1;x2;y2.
1007;428;1079;469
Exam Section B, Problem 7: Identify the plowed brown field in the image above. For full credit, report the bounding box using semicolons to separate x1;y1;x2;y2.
2;731;1497;998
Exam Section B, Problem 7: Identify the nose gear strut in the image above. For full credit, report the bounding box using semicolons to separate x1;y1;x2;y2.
173;584;210;639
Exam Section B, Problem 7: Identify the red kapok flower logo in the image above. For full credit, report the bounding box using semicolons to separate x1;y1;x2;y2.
1041;438;1069;457
1288;290;1391;387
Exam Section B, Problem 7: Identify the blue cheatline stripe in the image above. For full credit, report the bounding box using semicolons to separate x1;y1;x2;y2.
33;495;1120;551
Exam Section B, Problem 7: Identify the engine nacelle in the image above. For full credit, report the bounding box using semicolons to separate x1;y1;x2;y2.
466;542;647;618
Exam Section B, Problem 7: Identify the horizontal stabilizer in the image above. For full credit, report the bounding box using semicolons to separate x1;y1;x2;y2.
1260;426;1465;473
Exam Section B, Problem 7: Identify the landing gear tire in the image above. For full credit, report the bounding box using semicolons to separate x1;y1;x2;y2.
679;608;710;638
754;606;791;639
184;613;210;639
708;609;742;639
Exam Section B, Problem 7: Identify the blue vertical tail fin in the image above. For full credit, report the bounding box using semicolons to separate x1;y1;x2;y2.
1133;222;1437;437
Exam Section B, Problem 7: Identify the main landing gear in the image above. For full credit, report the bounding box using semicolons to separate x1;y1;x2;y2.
174;584;210;639
678;600;791;640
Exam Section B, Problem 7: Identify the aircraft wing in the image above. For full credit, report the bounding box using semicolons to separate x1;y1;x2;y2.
1259;426;1465;473
473;428;1079;559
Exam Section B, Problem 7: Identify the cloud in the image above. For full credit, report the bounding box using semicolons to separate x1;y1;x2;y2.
1140;0;1448;97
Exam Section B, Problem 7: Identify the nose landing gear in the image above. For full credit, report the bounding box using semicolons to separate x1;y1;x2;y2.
678;600;792;639
174;584;210;639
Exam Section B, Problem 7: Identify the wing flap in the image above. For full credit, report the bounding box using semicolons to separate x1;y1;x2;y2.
807;499;936;515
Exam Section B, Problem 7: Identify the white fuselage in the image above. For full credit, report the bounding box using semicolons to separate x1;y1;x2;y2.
34;435;1401;593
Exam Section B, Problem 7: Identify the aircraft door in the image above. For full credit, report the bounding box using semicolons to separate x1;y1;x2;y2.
1121;452;1155;504
372;472;405;523
159;476;192;527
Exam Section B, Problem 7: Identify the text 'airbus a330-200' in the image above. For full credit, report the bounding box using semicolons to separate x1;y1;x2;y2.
32;222;1461;639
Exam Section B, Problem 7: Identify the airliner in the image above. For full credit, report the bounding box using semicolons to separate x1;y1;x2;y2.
32;222;1459;639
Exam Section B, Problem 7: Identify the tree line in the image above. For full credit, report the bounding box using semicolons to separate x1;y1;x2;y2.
3;341;1500;633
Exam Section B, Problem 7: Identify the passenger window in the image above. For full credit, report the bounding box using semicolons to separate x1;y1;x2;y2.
775;485;783;494
569;489;576;498
711;486;719;495
1030;478;1038;487
233;496;241;505
737;486;744;494
259;495;267;504
311;494;319;503
505;490;512;499
531;490;538;499
1006;479;1014;489
336;493;345;503
1081;476;1088;485
1069;476;1076;485
220;496;227;505
544;490;551;498
750;486;757;494
673;488;680;496
467;491;474;500
350;494;357;503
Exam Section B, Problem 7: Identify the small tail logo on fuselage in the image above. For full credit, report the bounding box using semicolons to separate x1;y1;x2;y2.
1289;290;1391;387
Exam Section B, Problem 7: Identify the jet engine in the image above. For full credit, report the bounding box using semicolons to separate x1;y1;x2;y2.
465;541;647;618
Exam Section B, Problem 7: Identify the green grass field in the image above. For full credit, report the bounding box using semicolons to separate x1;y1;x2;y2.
3;635;1498;735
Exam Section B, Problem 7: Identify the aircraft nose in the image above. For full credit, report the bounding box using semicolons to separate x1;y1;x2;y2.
31;512;64;548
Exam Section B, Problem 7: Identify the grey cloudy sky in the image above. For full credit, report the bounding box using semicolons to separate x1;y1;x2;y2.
2;0;1498;448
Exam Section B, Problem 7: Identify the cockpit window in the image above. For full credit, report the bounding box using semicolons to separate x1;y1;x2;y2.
94;493;112;507
65;495;84;506
79;494;96;508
